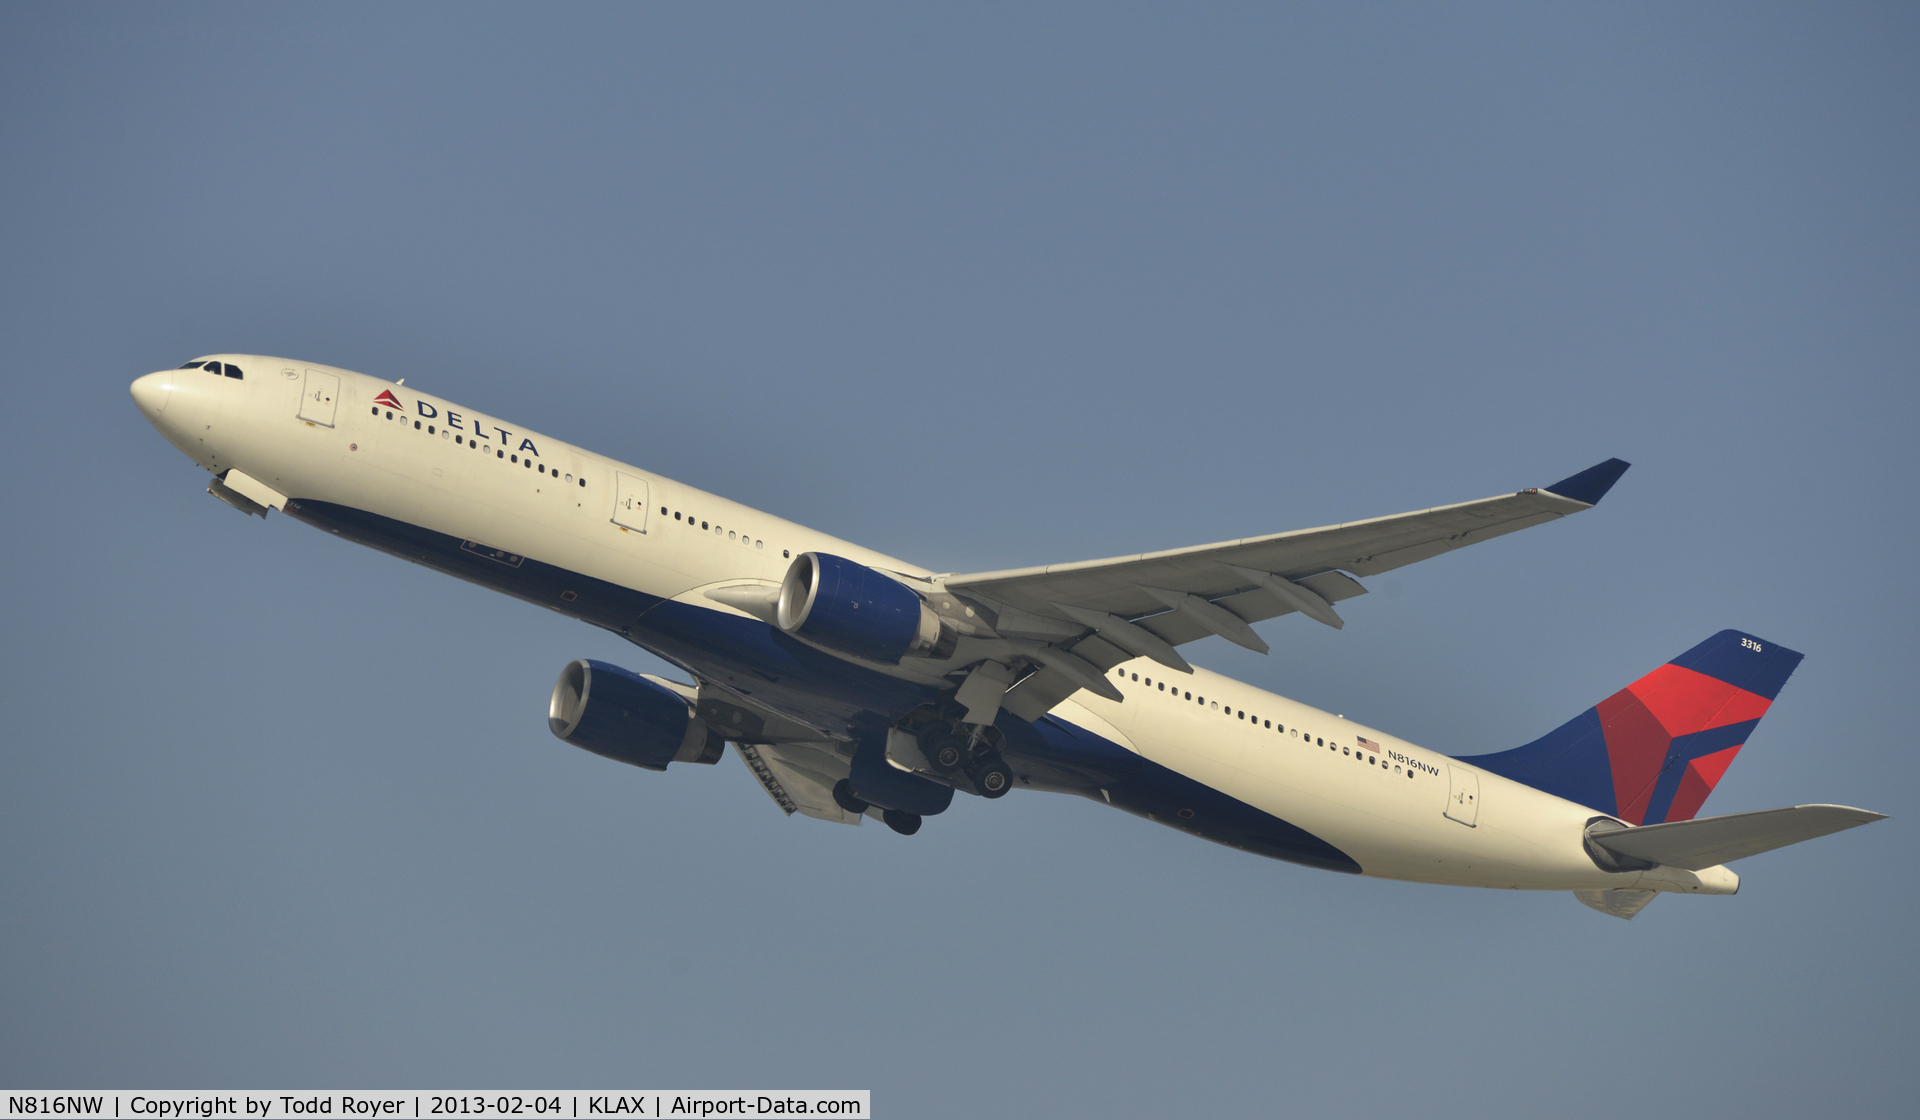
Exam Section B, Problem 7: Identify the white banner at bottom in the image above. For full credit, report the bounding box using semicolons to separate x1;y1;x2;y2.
1;1094;869;1120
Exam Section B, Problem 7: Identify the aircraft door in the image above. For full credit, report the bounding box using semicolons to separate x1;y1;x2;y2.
1445;765;1480;827
299;369;339;427
612;472;650;533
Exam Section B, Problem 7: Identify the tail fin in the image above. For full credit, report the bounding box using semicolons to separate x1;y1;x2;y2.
1461;630;1803;824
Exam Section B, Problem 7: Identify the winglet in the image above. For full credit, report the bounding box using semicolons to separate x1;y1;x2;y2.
1543;458;1631;506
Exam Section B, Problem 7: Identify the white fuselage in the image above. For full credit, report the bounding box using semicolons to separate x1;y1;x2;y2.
131;355;1735;898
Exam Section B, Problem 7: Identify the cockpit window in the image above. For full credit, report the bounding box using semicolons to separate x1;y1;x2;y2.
177;361;204;369
222;363;243;379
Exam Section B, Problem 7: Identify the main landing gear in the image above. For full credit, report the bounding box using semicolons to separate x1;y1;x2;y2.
833;778;924;835
913;716;1014;799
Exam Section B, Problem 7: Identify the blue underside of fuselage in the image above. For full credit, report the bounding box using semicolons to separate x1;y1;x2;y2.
283;498;1361;875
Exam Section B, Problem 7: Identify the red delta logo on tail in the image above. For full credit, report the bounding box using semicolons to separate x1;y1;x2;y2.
373;389;404;410
1596;659;1772;823
1461;630;1803;824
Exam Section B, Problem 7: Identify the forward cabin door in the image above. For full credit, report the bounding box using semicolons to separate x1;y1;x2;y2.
1445;765;1480;827
612;472;650;533
299;369;339;427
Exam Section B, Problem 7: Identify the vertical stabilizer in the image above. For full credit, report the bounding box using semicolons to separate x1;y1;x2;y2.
1461;631;1802;823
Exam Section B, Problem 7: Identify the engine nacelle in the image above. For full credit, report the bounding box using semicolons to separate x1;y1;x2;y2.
776;552;955;663
548;659;724;771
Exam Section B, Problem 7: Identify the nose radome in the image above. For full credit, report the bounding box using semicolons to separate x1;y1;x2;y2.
130;371;172;417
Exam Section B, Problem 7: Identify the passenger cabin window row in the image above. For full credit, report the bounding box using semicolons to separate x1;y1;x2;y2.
367;404;587;487
180;360;243;380
1113;667;1423;780
658;506;779;555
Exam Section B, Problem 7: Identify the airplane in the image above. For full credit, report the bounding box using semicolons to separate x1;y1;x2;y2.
130;354;1885;920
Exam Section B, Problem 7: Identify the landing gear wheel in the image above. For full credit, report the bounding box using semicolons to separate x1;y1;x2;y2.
969;757;1014;799
882;809;922;835
922;730;969;773
832;779;869;816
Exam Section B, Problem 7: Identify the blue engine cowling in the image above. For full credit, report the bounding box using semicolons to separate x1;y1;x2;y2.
548;659;724;771
775;552;954;664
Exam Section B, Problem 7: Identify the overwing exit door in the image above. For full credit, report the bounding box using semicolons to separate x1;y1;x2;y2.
1445;765;1480;827
299;369;339;427
612;472;650;532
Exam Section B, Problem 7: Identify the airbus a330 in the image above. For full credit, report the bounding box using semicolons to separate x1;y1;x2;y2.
131;356;1885;919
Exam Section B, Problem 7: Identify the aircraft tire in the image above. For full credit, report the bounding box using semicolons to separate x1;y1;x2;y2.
923;730;969;773
882;809;922;835
971;758;1014;799
832;779;869;816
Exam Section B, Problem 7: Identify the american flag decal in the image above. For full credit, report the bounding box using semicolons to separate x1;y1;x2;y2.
1357;736;1380;753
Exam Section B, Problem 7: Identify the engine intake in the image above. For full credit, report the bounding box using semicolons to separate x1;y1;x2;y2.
548;659;724;771
776;552;954;663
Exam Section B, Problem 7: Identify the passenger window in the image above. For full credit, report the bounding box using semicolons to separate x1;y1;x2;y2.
428;425;435;434
1158;682;1165;691
414;421;421;430
497;450;504;458
702;521;709;529
1131;673;1139;681
578;478;585;487
756;540;763;549
1184;691;1191;700
511;455;518;463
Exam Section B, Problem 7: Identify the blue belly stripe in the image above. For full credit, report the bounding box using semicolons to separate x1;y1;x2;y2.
283;498;1361;874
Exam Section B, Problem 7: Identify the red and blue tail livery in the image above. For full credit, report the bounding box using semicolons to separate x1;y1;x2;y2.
1464;631;1803;824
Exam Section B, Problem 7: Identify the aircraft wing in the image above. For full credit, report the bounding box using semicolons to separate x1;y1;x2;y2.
941;459;1630;660
736;740;862;825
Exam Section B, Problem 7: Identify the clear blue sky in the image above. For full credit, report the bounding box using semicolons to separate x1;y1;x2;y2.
2;3;1915;1115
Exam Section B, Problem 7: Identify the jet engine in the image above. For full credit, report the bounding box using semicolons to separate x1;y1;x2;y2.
776;552;955;663
548;659;724;771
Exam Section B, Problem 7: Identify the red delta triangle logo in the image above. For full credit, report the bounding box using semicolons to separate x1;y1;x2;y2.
373;389;404;410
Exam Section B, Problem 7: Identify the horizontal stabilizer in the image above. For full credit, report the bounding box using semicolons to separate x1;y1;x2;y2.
1574;888;1658;920
1589;804;1886;871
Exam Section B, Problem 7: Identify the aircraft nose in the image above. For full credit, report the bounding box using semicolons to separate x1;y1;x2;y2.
130;371;172;417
